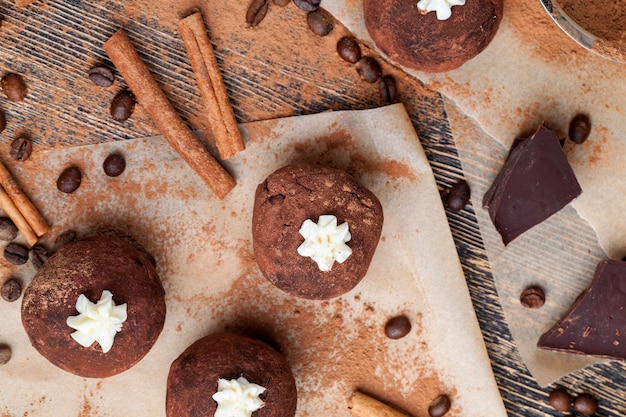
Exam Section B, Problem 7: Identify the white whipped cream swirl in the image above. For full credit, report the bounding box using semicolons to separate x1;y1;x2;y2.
66;290;127;353
297;214;352;271
417;0;465;20
212;376;266;417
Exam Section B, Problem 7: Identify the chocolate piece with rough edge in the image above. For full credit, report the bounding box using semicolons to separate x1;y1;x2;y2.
166;332;297;417
21;236;166;378
538;259;626;360
482;125;582;245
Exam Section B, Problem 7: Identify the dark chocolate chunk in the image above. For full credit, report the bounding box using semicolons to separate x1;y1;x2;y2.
538;259;626;360
483;125;582;245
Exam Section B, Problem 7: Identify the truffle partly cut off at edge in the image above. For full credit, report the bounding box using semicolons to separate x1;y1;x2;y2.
166;332;297;417
538;259;626;360
252;164;384;300
21;236;166;378
482;125;582;245
363;0;504;72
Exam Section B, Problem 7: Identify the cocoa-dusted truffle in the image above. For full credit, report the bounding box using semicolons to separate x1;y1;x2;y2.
166;332;297;417
252;164;384;300
21;236;166;378
362;0;503;72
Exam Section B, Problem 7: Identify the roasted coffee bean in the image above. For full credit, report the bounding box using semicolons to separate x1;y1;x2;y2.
1;279;21;302
10;136;32;162
55;229;78;250
246;0;269;27
0;345;11;365
273;0;290;6
356;57;382;83
4;242;29;265
520;286;545;308
0;108;6;133
29;244;51;269
294;0;320;11
384;315;411;339
88;66;115;87
548;387;571;412
1;73;27;102
573;393;598;415
57;166;82;194
0;217;18;241
379;75;396;103
307;9;333;36
337;37;361;64
428;394;451;417
110;90;136;121
103;153;126;177
569;114;591;144
445;179;470;210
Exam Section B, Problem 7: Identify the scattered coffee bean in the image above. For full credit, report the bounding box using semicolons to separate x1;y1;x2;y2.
0;344;11;365
337;37;361;64
103;153;126;177
384;315;411;339
29;244;51;269
356;57;382;83
428;394;451;417
10;136;32;162
88;66;115;87
0;217;18;241
293;0;320;11
569;114;591;144
273;0;290;6
110;90;136;122
445;179;470;210
1;73;27;102
246;0;269;27
55;229;78;250
548;387;571;412
307;9;333;36
57;166;82;194
4;242;28;265
0;108;6;133
1;279;21;302
573;393;598;415
379;75;396;103
520;286;545;308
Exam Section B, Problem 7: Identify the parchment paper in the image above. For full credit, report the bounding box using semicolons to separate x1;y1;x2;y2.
0;105;505;416
325;0;626;386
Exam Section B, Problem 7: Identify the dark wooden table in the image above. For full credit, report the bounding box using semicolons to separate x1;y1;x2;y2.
0;0;624;416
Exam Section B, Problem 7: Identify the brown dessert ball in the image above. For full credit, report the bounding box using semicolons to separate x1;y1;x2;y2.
252;164;384;299
363;0;503;72
21;236;166;378
166;332;297;417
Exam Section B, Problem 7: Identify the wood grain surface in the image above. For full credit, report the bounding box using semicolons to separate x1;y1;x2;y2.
0;0;624;416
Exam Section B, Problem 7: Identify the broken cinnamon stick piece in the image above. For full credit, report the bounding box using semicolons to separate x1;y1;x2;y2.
103;29;236;199
348;392;408;417
0;161;49;237
178;12;244;159
0;187;38;247
15;0;36;7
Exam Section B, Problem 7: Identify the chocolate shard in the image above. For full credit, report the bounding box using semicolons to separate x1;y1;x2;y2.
482;125;582;245
538;259;626;360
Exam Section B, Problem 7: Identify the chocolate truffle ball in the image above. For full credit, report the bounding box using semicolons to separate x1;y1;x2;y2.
363;0;503;72
21;236;166;378
166;332;297;417
252;164;384;299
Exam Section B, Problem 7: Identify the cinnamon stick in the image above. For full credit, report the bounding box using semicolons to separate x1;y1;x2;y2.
103;29;236;199
348;392;408;417
15;0;36;7
178;12;244;160
0;187;38;247
0;161;49;237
